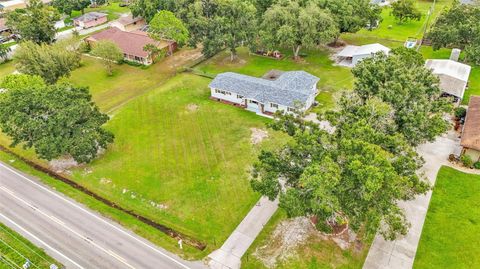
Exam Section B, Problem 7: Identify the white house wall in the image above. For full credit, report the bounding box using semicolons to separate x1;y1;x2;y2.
210;88;244;105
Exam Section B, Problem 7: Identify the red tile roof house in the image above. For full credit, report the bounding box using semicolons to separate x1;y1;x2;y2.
85;27;177;65
73;12;108;29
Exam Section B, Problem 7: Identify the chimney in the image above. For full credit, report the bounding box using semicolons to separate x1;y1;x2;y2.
450;48;461;62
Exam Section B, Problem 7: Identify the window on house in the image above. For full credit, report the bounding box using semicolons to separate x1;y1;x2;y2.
237;95;244;99
249;100;258;104
287;107;295;112
270;103;278;108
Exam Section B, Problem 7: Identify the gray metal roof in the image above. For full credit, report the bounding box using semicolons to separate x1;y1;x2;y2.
209;71;319;107
74;12;107;22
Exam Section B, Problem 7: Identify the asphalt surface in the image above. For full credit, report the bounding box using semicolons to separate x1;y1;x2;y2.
0;161;206;269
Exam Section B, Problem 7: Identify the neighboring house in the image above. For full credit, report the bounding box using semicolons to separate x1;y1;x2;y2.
461;96;480;161
209;70;319;117
73;12;108;29
337;43;390;67
111;14;146;32
425;59;472;101
85;27;176;65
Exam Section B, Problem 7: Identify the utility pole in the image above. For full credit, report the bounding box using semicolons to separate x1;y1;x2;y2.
417;0;436;51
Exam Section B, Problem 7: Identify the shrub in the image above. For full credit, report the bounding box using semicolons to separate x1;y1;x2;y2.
455;107;467;119
474;162;480;169
461;154;473;168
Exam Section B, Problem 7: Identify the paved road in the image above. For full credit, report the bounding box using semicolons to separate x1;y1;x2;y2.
0;161;206;269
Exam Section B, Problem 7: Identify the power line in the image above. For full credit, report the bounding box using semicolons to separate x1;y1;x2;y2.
0;225;51;265
0;252;22;269
0;237;40;269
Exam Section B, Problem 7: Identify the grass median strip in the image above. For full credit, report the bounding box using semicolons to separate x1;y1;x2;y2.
0;222;61;268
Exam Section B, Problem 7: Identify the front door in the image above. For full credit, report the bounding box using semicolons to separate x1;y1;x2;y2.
246;99;260;112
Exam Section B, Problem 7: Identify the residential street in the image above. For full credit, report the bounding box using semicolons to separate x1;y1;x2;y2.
0;161;206;269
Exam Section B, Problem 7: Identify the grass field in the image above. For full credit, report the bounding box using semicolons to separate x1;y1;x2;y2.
242;210;369;269
65;73;286;251
414;166;480;268
0;223;60;268
0;68;287;258
351;0;454;43
67;2;130;23
197;47;353;113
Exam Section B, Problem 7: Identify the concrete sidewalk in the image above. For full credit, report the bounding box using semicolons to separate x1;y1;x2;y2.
208;196;278;269
363;131;460;269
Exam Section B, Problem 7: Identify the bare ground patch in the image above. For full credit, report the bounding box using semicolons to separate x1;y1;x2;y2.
49;157;78;173
251;128;269;145
253;217;363;268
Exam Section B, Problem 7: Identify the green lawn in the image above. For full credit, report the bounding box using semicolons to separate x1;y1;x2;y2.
0;223;61;268
463;67;480;105
197;47;353;113
414;166;480;269
349;0;454;43
0;61;15;77
242;210;369;269
66;73;286;251
0;68;287;258
67;2;130;23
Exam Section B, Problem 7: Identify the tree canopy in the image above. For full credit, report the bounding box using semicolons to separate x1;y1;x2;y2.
260;0;338;59
390;0;422;24
6;0;60;44
319;0;382;39
1;74;45;91
251;49;450;240
130;0;178;22
428;3;480;65
351;48;452;146
14;41;80;84
149;10;189;47
52;0;91;16
90;40;124;75
0;82;114;163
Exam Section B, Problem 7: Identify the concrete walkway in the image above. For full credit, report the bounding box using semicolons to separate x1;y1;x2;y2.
363;131;461;269
208;196;278;269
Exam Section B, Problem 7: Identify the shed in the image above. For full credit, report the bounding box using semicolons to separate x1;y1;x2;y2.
425;59;472;100
337;43;390;67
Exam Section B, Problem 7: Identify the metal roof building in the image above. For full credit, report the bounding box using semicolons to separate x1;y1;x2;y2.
425;59;472;100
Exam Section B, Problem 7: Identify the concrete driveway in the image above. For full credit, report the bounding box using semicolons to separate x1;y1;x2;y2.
363;130;461;269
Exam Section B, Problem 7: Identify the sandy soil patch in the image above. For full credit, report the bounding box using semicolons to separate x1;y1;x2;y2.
253;217;316;268
186;103;199;112
251;128;269;145
49;157;78;173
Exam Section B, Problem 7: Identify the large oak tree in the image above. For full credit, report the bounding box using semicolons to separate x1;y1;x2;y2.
6;0;60;44
0;82;114;163
260;0;338;59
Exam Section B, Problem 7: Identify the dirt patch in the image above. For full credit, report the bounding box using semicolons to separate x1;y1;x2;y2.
186;103;199;112
49;157;78;173
251;128;269;145
254;217;363;268
253;217;316;268
99;177;112;185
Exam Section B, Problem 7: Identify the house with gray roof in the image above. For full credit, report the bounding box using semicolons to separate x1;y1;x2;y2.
209;70;319;117
73;12;108;29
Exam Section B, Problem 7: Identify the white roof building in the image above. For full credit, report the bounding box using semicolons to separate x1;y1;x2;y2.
337;43;390;67
425;59;472;100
